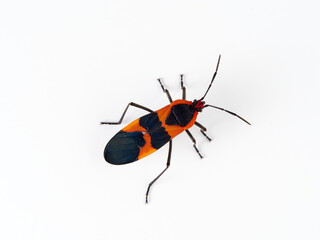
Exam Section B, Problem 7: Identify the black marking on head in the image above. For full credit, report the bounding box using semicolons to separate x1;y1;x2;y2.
139;112;171;149
192;100;205;112
165;104;195;127
104;131;145;165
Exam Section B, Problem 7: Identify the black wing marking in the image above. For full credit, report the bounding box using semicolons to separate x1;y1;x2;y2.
104;131;146;165
139;112;171;149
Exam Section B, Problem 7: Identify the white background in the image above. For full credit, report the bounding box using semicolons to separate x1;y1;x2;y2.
1;0;319;239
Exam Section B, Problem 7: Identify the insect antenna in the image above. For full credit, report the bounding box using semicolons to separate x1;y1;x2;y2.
199;54;221;101
203;104;251;125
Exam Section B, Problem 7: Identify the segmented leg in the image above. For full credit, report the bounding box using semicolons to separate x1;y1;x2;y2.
180;74;186;100
157;78;173;103
194;121;212;141
100;102;153;125
185;129;203;158
146;140;172;203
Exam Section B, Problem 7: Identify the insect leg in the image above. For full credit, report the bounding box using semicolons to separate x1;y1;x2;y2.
157;78;173;103
180;74;186;100
194;121;212;141
185;130;203;159
145;140;172;204
100;102;153;125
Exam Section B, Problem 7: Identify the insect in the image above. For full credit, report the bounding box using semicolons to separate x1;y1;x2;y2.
101;55;250;203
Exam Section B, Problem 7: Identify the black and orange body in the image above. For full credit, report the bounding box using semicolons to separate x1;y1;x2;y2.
104;100;201;165
101;55;250;203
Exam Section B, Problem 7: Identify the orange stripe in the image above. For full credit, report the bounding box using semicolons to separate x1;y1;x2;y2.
138;133;157;159
122;118;146;132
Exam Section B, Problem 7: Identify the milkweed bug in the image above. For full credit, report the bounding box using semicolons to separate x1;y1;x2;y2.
101;55;250;203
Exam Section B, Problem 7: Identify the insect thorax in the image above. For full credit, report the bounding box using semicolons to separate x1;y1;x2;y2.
165;104;196;127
